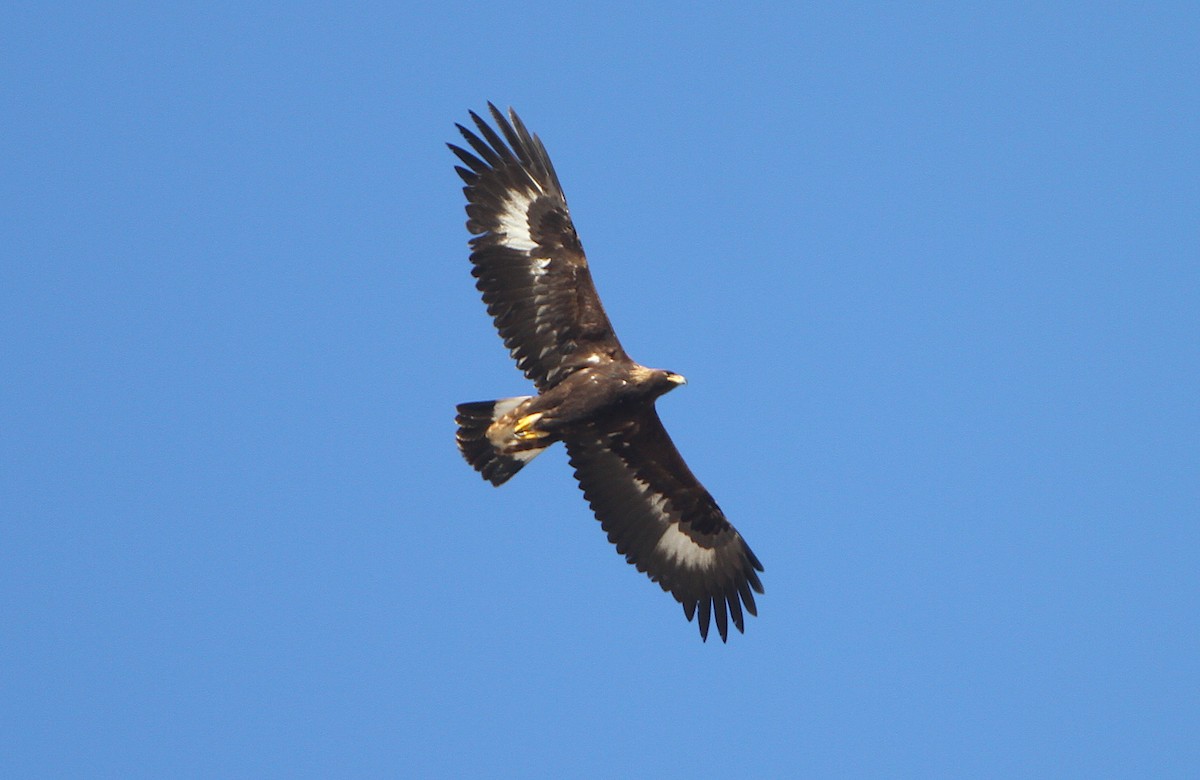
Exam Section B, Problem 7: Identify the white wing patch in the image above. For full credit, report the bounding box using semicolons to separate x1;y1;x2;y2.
637;482;719;570
496;189;538;252
655;521;719;570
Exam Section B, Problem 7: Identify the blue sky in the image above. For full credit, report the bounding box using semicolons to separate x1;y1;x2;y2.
3;2;1197;777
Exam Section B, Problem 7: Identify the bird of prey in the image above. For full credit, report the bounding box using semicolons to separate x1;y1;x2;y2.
450;104;763;641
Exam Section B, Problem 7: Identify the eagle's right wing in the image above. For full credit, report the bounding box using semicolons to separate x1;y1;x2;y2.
450;104;626;390
564;407;764;642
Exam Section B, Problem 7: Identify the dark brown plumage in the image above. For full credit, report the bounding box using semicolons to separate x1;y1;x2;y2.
451;104;763;641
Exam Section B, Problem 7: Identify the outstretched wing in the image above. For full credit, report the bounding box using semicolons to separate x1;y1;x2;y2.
564;408;764;642
450;104;626;390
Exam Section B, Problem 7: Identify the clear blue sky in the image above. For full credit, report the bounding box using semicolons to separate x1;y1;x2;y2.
3;3;1197;777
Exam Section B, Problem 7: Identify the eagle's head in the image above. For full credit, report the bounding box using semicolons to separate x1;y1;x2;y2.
627;365;687;398
656;368;688;398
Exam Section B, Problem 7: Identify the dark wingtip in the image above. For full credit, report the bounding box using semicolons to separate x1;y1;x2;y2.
747;567;765;595
739;579;759;617
747;545;765;573
714;596;729;642
727;586;745;634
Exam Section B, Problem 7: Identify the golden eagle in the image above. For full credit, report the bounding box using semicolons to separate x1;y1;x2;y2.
451;104;764;641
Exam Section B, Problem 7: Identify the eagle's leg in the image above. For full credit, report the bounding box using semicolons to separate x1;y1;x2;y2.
513;412;548;440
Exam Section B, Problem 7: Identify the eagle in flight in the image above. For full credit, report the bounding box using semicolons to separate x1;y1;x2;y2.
450;104;763;641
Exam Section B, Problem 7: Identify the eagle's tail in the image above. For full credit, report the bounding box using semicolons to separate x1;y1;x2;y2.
455;397;549;486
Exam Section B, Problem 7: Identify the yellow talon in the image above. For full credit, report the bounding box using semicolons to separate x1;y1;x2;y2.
513;413;545;440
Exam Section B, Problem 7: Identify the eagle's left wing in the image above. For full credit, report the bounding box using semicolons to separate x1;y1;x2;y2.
564;408;764;641
449;104;626;391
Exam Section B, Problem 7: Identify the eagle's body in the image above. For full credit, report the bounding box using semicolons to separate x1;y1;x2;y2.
451;104;763;641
